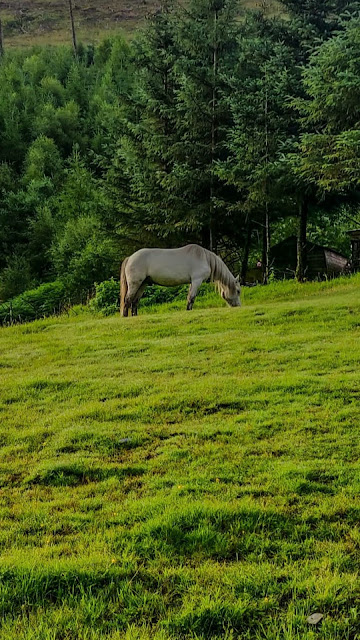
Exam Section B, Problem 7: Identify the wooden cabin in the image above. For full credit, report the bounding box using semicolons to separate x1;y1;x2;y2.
269;236;349;280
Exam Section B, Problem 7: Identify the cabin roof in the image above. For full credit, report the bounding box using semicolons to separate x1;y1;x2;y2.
271;235;347;260
346;228;360;236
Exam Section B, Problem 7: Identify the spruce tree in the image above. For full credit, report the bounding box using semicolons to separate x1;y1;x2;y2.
119;0;240;250
115;1;181;246
170;0;239;250
280;0;360;39
295;18;360;194
217;14;299;282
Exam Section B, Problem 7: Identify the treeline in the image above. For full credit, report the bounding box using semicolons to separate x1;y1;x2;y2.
1;0;360;303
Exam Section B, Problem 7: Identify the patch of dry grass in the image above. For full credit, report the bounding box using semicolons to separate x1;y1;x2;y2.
1;0;282;48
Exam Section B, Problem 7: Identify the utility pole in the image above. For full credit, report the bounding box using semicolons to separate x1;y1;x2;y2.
68;0;77;56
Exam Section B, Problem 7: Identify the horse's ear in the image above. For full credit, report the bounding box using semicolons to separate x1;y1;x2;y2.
235;275;240;282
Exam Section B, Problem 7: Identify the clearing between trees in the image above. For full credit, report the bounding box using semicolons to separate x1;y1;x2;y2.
1;0;282;47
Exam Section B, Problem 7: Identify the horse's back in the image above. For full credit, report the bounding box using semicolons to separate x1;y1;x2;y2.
127;245;210;286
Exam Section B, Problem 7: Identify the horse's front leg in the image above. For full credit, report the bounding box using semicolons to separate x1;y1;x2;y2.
187;279;203;311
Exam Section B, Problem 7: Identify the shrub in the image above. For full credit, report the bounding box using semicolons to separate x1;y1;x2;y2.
0;280;69;325
52;216;118;292
0;256;34;301
141;285;189;307
90;278;119;316
90;278;213;314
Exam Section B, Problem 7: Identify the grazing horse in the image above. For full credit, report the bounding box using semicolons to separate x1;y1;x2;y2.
120;244;241;317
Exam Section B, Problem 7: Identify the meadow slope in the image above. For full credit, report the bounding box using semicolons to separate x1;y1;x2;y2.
0;277;360;639
2;0;281;47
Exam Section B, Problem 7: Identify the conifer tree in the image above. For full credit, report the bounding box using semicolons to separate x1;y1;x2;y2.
114;1;181;245
170;0;239;250
279;0;360;54
277;1;360;279
217;16;299;282
119;0;240;249
295;18;360;194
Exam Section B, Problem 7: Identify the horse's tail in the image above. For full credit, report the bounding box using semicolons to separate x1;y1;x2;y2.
120;257;129;316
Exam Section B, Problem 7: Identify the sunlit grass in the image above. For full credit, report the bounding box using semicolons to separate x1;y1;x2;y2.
0;275;360;638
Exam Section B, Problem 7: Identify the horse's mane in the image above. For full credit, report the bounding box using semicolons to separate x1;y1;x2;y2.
204;248;235;291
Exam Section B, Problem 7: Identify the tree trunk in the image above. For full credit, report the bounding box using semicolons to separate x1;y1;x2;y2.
201;226;211;251
0;18;4;57
69;0;77;56
296;198;308;282
241;217;251;285
209;6;218;254
262;63;270;285
262;204;270;284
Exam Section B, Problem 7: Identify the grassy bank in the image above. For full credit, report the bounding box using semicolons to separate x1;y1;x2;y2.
2;0;282;48
0;275;360;638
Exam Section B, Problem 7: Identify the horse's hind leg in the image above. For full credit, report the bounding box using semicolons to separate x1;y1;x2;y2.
124;280;142;316
187;279;203;311
131;281;147;317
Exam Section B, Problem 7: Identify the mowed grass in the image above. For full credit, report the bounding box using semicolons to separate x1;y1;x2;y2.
0;276;360;639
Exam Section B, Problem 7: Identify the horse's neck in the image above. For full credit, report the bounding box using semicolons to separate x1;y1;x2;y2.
206;250;234;288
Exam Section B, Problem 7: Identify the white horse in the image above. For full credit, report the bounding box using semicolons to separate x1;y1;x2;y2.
120;244;241;316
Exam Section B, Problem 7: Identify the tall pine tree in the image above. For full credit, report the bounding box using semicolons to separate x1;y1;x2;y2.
171;0;239;250
217;12;299;282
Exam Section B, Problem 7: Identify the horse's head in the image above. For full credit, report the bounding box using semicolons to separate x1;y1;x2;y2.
221;276;241;307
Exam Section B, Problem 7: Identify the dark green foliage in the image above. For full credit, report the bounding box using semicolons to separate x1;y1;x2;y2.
0;2;359;309
0;43;132;300
90;277;212;315
217;25;299;211
0;280;68;325
118;0;240;249
0;256;34;301
294;19;360;193
141;285;189;307
90;278;119;315
280;0;360;35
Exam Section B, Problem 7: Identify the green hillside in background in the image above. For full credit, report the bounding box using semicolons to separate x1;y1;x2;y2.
1;0;281;48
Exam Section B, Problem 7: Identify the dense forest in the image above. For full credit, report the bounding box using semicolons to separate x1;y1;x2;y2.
1;0;360;308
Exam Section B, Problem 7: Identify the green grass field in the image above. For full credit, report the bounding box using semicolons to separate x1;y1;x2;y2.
1;276;360;639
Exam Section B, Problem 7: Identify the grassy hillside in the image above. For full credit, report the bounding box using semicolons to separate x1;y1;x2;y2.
1;276;360;639
1;0;281;48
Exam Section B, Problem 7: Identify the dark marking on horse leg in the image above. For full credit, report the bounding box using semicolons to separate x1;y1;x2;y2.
130;280;147;317
187;284;193;310
123;295;134;317
186;279;202;311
